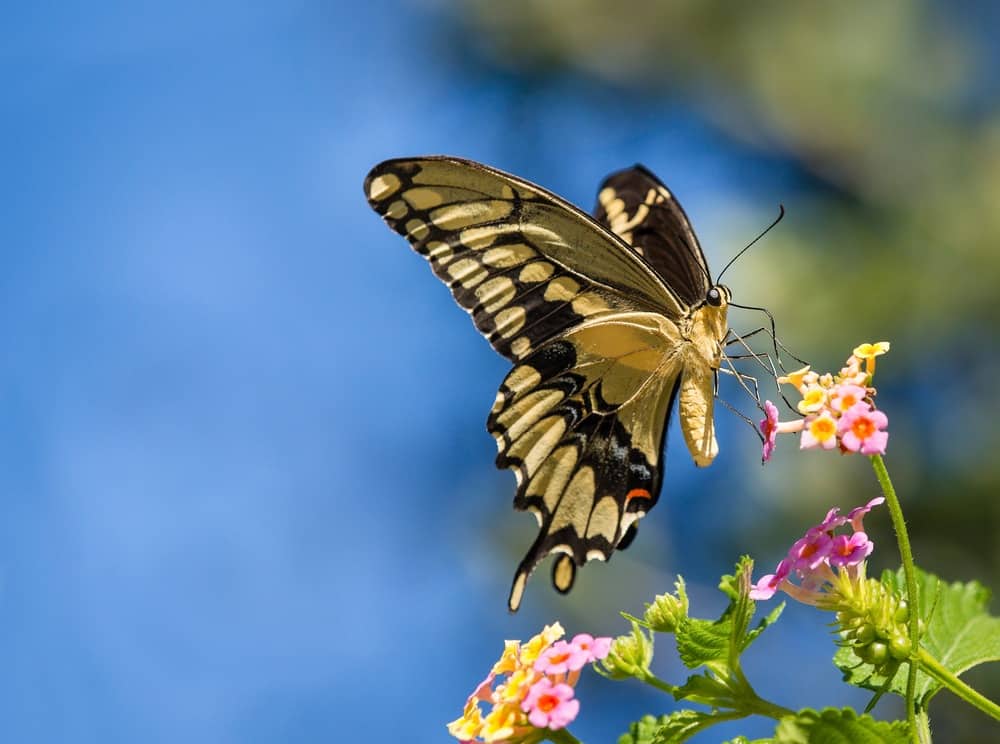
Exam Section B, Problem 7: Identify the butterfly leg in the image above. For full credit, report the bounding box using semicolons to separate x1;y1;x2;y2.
724;329;800;412
714;384;766;443
724;317;809;373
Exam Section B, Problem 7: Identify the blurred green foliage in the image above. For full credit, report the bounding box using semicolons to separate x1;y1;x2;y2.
447;1;999;738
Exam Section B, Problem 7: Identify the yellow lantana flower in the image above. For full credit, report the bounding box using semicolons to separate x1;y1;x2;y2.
777;364;815;391
797;385;828;415
520;622;564;666
480;702;522;743
447;698;483;741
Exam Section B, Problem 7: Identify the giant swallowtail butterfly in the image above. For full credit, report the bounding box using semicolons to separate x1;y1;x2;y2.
365;157;733;611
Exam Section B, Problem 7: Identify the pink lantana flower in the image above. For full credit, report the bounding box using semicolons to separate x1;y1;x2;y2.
749;558;791;600
828;383;867;413
569;634;612;664
760;400;779;462
534;640;590;674
521;679;580;730
750;498;884;608
812;506;848;533
847;496;885;532
788;530;833;572
838;403;889;455
759;400;804;462
829;532;874;567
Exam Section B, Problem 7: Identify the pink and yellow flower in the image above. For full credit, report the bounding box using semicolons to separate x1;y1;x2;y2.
838;403;889;455
447;623;610;742
521;679;580;730
828;383;867;413
762;343;890;462
800;410;839;450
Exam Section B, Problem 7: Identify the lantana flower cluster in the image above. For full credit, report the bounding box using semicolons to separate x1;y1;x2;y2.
750;496;918;675
447;622;611;743
750;496;884;606
760;342;890;462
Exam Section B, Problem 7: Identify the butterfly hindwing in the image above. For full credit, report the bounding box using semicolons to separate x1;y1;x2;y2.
489;312;685;611
364;157;685;360
594;165;711;307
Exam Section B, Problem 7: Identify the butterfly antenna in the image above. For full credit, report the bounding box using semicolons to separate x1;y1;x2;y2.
715;205;785;284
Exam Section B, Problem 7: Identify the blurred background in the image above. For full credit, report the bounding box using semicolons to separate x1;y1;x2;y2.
3;1;998;741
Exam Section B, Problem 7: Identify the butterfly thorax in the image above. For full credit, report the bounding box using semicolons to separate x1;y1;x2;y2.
679;284;731;372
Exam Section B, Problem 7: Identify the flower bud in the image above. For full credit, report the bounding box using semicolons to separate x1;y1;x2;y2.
644;583;688;633
598;622;653;680
889;632;912;660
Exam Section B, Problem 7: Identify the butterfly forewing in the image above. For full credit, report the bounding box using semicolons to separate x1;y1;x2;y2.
594;165;711;307
365;158;685;360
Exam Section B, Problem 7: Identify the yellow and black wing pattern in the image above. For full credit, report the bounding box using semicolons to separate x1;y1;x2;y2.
364;157;682;361
364;157;702;611
594;165;711;306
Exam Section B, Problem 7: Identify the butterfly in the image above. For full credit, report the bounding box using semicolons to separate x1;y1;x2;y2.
364;156;733;611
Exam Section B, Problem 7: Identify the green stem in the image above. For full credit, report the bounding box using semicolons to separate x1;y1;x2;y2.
637;671;677;696
917;648;1000;721
742;693;796;720
870;454;920;741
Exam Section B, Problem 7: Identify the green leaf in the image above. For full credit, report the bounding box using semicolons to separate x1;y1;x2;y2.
745;602;786;648
836;567;1000;705
618;714;671;744
673;672;739;707
649;710;733;743
771;708;909;743
676;615;732;670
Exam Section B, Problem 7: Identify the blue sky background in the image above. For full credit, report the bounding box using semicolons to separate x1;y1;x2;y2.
10;2;987;742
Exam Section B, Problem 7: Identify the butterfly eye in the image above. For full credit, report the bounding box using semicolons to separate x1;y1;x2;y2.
706;287;722;306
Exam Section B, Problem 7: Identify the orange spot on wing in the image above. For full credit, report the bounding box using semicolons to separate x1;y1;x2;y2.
625;488;651;502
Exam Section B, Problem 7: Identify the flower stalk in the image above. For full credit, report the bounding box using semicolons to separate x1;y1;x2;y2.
916;647;1000;722
869;454;920;737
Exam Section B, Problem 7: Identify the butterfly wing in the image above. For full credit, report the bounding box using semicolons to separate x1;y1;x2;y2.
364;157;704;610
594;165;711;307
489;312;685;611
364;157;685;361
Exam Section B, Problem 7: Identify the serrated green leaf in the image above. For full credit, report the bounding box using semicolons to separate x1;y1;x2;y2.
722;737;771;744
618;714;671;744
649;710;729;743
836;567;1000;705
676;615;732;669
772;707;908;743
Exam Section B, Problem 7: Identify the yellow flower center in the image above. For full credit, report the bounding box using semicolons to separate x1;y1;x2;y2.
809;416;836;441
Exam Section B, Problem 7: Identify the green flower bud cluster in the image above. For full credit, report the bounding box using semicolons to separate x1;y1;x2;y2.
836;583;924;676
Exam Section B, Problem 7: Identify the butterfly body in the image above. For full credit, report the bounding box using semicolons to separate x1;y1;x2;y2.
364;157;731;611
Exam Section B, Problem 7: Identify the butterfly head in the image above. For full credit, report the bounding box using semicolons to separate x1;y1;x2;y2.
705;284;731;308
